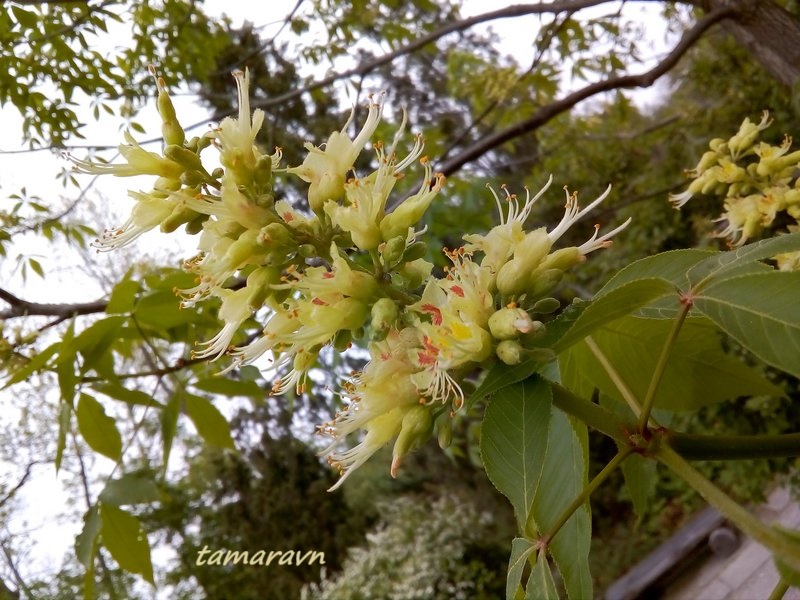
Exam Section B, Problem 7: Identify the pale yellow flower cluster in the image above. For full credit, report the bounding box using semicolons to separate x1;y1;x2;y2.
670;112;800;269
72;70;629;488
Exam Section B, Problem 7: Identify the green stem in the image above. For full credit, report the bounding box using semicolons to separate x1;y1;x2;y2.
550;383;629;444
542;447;634;546
656;444;800;573
669;431;800;460
638;301;690;432
585;336;642;418
768;578;789;600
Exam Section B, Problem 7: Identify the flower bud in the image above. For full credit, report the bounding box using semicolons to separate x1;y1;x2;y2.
163;144;204;173
526;268;563;299
184;213;208;235
371;298;398;336
531;297;561;314
488;306;535;340
693;150;720;175
160;203;201;233
246;266;281;309
258;222;291;246
402;241;428;263
537;246;583;272
157;82;185;146
496;339;524;365
379;235;407;266
333;328;353;351
437;417;453;449
391;405;434;477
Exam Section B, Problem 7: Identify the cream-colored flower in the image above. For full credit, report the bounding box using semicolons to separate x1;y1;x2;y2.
288;96;383;214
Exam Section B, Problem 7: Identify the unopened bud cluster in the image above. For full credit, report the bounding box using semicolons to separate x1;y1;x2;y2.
71;69;629;488
670;111;800;270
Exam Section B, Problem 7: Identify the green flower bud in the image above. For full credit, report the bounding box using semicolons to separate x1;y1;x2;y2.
694;150;721;175
437;417;453;450
537;246;583;272
333;328;353;351
184;213;208;235
163;144;205;172
531;297;561;314
253;154;274;196
391;405;434;477
154;177;182;193
488;306;535;340
246;266;280;309
157;83;185;146
709;138;728;153
496;339;524;365
526;268;563;299
160;203;201;233
258;222;291;246
380;235;407;266
298;244;317;258
370;298;398;336
402;241;428;263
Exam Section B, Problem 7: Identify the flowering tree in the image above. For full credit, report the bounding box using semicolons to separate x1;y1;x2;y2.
21;66;795;598
3;1;800;598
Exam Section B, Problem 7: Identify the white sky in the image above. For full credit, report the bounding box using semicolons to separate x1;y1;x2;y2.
0;0;673;594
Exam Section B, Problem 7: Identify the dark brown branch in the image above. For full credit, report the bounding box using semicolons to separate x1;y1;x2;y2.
0;462;40;509
435;5;736;178
0;287;106;320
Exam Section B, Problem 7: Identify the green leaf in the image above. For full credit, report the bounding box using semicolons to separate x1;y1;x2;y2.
74;316;125;374
468;352;554;411
99;473;160;506
106;279;140;314
100;504;154;584
598;248;713;295
620;453;657;521
560;316;783;412
193;376;264;398
92;382;163;408
75;506;101;568
2;341;60;388
134;289;194;329
161;393;181;472
693;271;800;378
526;552;559;600
532;409;592;600
55;401;71;472
28;257;44;278
11;5;38;28
554;278;676;353
481;377;552;532
183;393;235;449
688;232;800;290
76;394;122;461
507;537;536;600
75;505;101;598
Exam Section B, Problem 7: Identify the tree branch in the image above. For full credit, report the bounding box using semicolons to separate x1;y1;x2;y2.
435;4;736;177
0;287;106;320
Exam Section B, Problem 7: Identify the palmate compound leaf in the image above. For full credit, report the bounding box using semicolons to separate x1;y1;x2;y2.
559;315;784;413
693;271;800;378
481;377;591;600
